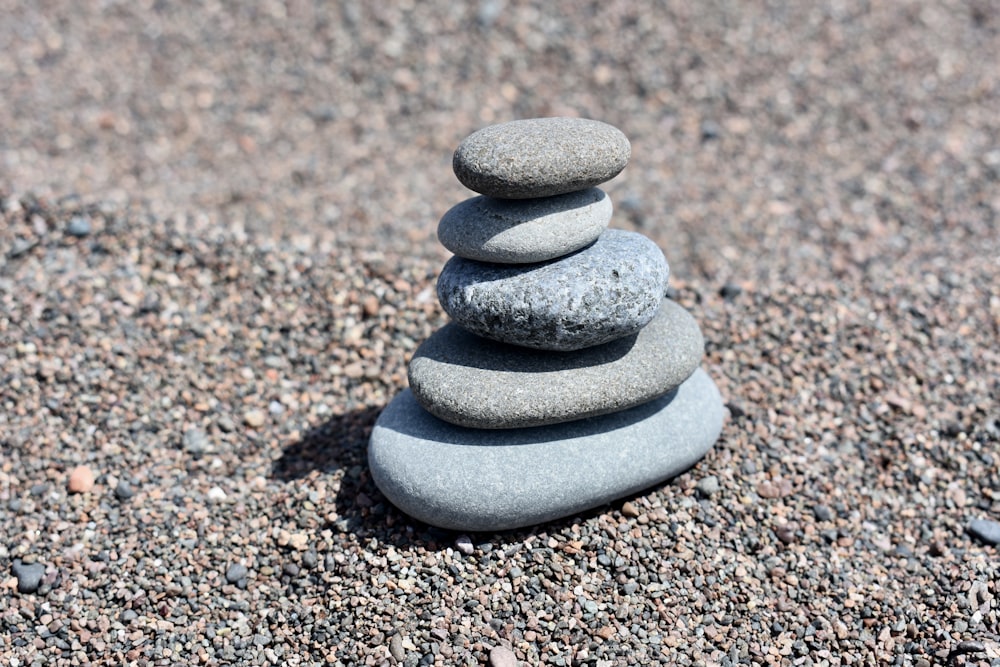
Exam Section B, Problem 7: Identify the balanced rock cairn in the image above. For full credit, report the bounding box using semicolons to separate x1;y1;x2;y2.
369;118;724;531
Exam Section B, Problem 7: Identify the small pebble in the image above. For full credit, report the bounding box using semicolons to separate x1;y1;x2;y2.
700;119;722;142
244;410;266;428
489;645;518;667
207;486;227;502
947;640;985;660
67;215;92;237
719;282;743;300
696;475;720;497
389;634;405;662
621;501;640;517
217;415;236;433
225;563;248;584
455;535;475;556
11;560;45;594
183;427;208;455
113;480;135;501
812;504;834;522
68;465;95;493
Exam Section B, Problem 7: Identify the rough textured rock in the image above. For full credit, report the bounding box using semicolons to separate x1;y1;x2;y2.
437;188;611;264
437;229;668;351
409;299;703;428
453;118;631;199
368;368;724;532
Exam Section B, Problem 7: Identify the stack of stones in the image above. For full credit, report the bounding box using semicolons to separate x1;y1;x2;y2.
369;118;724;532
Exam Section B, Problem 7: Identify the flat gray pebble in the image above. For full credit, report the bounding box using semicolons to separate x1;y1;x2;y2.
409;298;703;428
453;117;631;199
437;188;611;264
114;480;135;501
696;475;720;497
225;563;248;584
12;560;45;594
389;633;405;662
437;229;668;351
183;427;208;455
489;645;518;667
813;504;834;522
967;518;1000;545
67;215;92;237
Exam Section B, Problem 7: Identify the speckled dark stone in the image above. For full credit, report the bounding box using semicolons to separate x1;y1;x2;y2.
368;368;724;532
408;299;703;428
437;188;611;264
453;118;631;199
436;229;668;351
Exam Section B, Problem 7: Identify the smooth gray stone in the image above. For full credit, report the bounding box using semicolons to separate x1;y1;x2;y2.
968;518;1000;545
437;188;611;264
409;298;703;428
368;368;724;532
453;118;631;199
437;229;668;351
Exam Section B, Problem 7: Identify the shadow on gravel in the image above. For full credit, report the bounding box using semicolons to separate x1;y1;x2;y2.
334;465;704;552
271;405;383;481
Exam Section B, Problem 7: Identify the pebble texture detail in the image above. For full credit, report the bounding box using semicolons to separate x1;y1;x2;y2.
453;118;631;199
437;229;668;351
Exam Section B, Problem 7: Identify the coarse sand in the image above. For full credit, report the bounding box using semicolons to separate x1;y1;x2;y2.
2;2;1000;665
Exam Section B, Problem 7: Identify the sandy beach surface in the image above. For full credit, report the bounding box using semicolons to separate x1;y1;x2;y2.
2;2;999;665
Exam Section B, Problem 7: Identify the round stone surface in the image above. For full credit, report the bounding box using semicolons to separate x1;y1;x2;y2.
453;118;631;199
437;229;668;351
369;368;725;532
437;188;611;264
409;298;703;429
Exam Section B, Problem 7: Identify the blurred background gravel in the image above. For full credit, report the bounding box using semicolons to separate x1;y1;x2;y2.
2;1;999;665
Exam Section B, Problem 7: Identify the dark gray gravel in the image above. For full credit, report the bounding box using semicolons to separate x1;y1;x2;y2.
2;1;1000;665
11;560;45;594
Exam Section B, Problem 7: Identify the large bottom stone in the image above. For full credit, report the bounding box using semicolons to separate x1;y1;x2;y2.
368;368;724;532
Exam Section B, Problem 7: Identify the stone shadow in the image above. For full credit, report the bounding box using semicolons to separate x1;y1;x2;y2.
271;404;383;481
331;464;704;553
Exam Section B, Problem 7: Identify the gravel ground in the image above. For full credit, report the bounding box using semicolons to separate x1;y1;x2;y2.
2;1;1000;665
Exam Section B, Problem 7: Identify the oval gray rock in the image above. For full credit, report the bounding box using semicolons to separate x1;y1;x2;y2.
369;368;724;532
453;118;631;199
437;188;611;264
437;229;668;351
409;299;703;428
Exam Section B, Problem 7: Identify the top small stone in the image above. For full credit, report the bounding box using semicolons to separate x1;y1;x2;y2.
453;118;631;199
